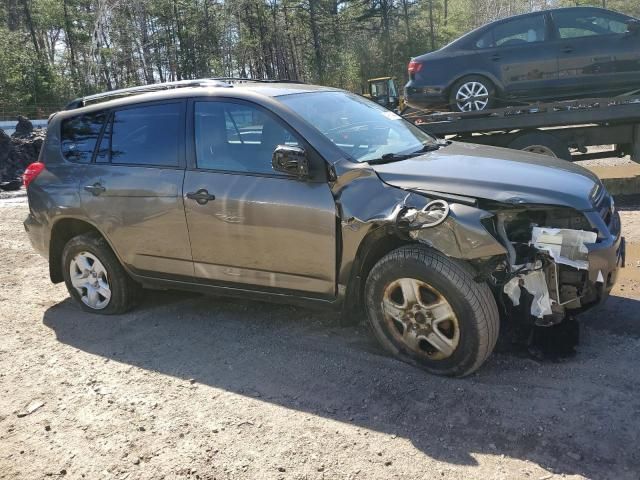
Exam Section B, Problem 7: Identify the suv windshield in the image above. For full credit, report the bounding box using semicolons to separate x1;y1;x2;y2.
279;91;436;162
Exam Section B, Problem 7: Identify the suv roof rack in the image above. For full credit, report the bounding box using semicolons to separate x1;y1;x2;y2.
64;77;305;110
64;78;230;110
212;77;305;84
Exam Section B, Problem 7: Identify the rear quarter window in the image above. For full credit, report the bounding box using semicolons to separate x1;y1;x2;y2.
60;112;107;163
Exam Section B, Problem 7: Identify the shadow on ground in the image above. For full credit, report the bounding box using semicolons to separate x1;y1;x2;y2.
43;290;640;479
581;294;640;337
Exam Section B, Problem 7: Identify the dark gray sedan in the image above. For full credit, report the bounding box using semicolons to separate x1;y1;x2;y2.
406;7;640;112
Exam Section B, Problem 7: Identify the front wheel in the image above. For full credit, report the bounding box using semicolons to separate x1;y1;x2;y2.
364;246;499;377
449;75;496;112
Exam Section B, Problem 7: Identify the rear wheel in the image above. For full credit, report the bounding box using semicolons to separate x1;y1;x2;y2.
364;245;499;377
62;232;138;314
449;75;496;112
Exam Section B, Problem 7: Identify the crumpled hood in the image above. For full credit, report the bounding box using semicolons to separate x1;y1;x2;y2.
371;142;600;210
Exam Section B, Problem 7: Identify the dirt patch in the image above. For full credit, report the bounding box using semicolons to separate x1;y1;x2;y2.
1;204;639;479
586;163;640;180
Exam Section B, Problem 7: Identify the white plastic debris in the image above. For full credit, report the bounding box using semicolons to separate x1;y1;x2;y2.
16;400;45;418
530;227;597;270
503;268;553;318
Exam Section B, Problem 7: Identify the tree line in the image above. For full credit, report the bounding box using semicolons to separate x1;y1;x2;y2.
0;0;638;119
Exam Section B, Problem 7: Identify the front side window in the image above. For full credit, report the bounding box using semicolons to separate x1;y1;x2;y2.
194;101;299;174
492;15;547;47
553;10;629;39
279;91;435;162
61;111;107;163
101;103;181;167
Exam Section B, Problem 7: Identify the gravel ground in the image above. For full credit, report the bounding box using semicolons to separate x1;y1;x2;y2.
574;153;635;170
1;199;639;480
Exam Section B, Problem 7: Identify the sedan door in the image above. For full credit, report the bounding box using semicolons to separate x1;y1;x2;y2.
551;9;640;96
474;13;557;99
78;101;194;277
182;99;337;297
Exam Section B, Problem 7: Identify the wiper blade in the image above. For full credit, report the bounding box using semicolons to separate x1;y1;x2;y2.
366;143;442;165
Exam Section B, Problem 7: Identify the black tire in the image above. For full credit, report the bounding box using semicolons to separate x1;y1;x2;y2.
364;245;499;377
508;131;571;161
449;75;496;112
61;232;138;314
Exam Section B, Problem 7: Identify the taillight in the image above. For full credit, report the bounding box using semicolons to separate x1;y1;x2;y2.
23;162;45;188
408;60;423;75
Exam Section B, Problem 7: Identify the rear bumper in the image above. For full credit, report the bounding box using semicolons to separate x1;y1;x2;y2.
24;212;48;259
404;85;448;110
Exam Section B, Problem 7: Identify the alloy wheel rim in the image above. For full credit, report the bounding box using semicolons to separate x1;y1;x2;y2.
69;252;111;310
455;82;489;111
381;278;460;360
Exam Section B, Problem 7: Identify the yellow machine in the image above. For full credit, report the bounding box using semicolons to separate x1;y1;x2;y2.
364;77;405;113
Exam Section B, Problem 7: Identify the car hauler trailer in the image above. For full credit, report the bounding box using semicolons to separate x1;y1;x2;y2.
405;95;640;162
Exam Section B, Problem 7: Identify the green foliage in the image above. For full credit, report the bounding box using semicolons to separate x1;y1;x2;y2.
0;0;638;117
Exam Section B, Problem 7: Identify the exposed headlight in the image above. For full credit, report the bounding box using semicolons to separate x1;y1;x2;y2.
497;207;595;243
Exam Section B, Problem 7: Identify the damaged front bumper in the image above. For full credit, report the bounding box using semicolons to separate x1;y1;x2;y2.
583;209;625;301
501;200;624;326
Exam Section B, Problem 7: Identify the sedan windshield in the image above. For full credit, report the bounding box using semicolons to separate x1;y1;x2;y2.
279;91;437;162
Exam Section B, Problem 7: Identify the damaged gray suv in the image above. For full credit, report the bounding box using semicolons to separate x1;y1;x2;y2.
24;79;625;376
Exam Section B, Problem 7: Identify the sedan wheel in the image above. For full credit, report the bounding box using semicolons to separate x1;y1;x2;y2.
69;252;111;310
455;81;490;112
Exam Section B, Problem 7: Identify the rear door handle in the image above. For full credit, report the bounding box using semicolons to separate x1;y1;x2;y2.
186;189;216;205
562;46;574;54
84;183;106;196
490;54;501;61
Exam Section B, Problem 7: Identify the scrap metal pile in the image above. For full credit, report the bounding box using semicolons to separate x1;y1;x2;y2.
0;116;45;190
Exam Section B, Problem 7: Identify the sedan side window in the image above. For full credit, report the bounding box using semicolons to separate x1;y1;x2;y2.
553;10;629;39
489;14;546;48
194;101;299;175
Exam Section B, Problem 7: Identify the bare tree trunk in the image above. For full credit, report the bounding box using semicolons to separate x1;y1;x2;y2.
308;0;323;82
6;0;20;31
63;0;79;90
401;0;411;41
444;0;448;26
21;0;41;55
139;6;155;83
428;0;435;50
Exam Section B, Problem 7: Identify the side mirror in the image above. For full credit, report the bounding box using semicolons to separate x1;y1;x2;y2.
627;19;640;34
272;145;309;179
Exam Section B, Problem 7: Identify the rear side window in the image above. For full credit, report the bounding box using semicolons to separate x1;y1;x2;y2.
478;14;546;48
61;112;107;163
474;30;494;49
100;103;181;167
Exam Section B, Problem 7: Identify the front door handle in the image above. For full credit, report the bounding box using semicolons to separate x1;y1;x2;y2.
186;189;216;205
562;46;574;54
490;54;501;61
84;183;106;196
